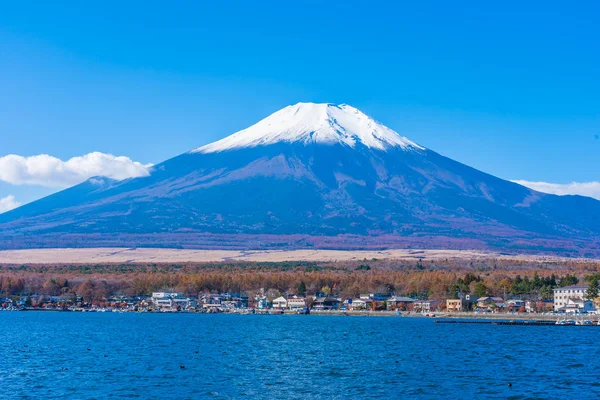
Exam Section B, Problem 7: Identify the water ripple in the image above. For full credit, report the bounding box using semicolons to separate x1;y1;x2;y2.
0;313;598;399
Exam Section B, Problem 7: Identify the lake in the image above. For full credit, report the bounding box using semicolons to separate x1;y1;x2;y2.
0;312;598;399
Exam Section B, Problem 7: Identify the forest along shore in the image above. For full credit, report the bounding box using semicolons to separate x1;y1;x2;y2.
2;257;600;317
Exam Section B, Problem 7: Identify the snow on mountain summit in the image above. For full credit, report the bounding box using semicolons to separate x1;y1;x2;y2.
194;103;425;153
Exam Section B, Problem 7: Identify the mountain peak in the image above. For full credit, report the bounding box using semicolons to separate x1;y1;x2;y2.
193;102;425;153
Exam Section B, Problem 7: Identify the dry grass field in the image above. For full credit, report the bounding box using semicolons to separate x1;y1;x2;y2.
0;247;597;264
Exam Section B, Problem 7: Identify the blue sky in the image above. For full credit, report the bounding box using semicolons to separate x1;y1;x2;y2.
1;1;599;209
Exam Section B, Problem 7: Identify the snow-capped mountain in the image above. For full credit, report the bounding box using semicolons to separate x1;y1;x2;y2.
1;103;600;255
195;103;424;153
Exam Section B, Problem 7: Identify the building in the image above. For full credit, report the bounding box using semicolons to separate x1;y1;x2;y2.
345;298;372;310
560;298;595;314
553;285;589;312
312;296;341;310
198;293;249;312
356;293;389;310
0;297;14;308
446;299;463;312
476;297;503;310
272;296;288;310
359;293;390;301
446;294;478;312
221;293;249;310
254;295;269;310
506;299;525;311
151;292;196;310
386;296;415;311
287;296;306;310
413;300;438;313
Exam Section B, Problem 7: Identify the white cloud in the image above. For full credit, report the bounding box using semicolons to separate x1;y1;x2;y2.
0;152;152;188
512;180;600;200
0;195;22;214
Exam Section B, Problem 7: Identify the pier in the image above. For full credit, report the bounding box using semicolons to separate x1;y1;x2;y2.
435;319;597;326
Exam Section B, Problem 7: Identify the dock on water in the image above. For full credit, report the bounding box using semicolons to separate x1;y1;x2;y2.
434;319;596;326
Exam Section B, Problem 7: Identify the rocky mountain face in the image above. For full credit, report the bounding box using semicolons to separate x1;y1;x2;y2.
1;103;599;255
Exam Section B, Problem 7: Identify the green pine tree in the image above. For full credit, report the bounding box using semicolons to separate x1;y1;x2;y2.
297;281;307;296
586;279;599;301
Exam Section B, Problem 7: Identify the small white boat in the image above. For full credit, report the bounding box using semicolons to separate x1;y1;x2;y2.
556;319;576;325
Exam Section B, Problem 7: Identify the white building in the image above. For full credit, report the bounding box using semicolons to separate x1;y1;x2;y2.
151;292;196;310
562;298;595;314
287;296;306;310
345;298;371;310
553;285;589;312
152;292;180;307
413;300;438;313
272;296;287;310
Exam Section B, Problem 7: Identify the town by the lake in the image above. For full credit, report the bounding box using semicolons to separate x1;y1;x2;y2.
3;283;599;326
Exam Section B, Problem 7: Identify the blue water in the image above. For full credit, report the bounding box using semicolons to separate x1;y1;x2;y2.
0;313;599;399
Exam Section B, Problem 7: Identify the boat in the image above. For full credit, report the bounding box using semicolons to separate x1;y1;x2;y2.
575;318;593;326
556;319;576;325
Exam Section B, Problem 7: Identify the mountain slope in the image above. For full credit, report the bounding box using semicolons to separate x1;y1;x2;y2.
1;103;599;255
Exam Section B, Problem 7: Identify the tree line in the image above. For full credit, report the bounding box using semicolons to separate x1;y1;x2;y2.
1;259;598;303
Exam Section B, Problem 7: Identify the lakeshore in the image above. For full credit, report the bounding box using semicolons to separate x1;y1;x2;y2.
3;307;598;325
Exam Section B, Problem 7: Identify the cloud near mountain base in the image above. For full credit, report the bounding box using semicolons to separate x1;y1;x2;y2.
0;152;152;188
0;195;22;214
512;180;600;200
